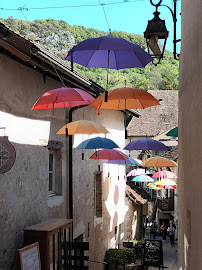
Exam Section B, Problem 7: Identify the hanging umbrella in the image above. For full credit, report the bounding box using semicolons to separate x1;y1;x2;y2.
90;87;160;138
32;87;95;116
149;186;163;190
74;137;119;160
131;175;154;182
127;168;151;177
66;36;153;69
90;149;129;161
57;120;109;135
91;87;160;112
106;157;140;166
155;179;176;188
90;149;129;171
66;36;153;101
140;156;177;167
152;170;177;179
75;137;119;149
166;127;178;137
165;185;178;189
124;138;168;151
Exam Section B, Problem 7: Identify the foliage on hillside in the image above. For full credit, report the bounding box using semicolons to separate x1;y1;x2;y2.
1;17;179;90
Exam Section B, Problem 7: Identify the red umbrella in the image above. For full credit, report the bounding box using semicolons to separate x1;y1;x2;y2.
32;87;95;115
90;149;129;172
90;149;128;161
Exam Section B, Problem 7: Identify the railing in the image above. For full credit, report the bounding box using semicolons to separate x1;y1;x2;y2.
157;198;174;211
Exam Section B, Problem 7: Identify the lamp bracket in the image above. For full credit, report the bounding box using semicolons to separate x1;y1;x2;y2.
150;0;162;8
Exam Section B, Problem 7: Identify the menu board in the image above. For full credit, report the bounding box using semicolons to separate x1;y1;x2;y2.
19;243;41;270
143;240;163;268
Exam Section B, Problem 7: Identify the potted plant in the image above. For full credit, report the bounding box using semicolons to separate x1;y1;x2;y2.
105;248;136;270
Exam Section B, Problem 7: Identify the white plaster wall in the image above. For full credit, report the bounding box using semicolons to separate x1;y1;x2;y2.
178;0;202;269
0;54;68;268
71;106;128;269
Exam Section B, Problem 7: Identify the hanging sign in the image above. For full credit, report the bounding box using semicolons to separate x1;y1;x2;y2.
0;136;16;174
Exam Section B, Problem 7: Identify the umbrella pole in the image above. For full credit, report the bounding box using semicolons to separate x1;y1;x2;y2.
104;50;110;102
124;99;127;139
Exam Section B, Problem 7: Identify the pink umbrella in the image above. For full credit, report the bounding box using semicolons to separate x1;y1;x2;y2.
127;168;151;177
165;185;178;189
32;87;95;115
152;170;177;179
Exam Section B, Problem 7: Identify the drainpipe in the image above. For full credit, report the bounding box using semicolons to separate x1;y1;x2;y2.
68;105;88;220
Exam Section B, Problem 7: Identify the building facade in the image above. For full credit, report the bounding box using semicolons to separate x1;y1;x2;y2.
178;0;202;269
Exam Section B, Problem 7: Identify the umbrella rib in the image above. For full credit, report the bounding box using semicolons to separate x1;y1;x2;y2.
114;50;119;70
86;49;98;67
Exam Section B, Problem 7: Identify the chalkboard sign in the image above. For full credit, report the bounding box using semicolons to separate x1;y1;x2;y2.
19;242;41;270
143;240;163;269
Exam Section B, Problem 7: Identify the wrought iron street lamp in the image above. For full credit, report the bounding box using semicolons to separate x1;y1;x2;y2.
144;0;180;64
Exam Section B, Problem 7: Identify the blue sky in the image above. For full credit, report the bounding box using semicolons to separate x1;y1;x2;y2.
0;0;181;53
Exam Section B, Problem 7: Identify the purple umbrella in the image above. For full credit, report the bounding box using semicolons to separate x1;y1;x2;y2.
105;157;140;166
66;36;153;70
66;36;153;101
124;138;168;151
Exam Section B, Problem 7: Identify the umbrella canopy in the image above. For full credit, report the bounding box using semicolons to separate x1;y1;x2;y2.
152;170;177;179
90;149;129;161
165;185;178;189
155;179;176;188
127;168;151;177
106;157;140;166
75;137;119;149
32;87;95;115
140;156;177;167
57;120;109;135
131;175;154;182
124;138;168;151
166;127;178;137
90;88;160;112
149;186;163;190
66;36;153;69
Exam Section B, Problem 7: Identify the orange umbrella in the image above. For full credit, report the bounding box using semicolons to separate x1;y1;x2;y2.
90;87;160;113
91;87;160;139
140;157;177;167
57;120;109;135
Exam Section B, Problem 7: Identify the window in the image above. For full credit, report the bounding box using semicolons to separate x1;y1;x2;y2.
48;148;62;196
94;172;102;217
49;151;55;194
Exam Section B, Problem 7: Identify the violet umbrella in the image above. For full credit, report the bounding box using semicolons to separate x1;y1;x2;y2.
66;36;153;101
124;138;168;151
106;157;140;166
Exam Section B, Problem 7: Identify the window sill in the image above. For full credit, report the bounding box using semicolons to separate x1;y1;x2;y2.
48;194;64;208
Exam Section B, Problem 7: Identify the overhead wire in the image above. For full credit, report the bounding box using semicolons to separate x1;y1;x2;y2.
0;0;145;11
98;0;111;34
